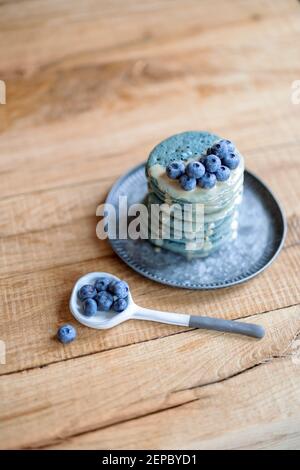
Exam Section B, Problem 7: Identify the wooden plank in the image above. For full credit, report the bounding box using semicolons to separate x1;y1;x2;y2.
0;0;297;76
0;242;299;375
0;218;111;279
0;180;110;238
0;1;299;198
1;72;299;198
48;357;300;450
0;305;299;449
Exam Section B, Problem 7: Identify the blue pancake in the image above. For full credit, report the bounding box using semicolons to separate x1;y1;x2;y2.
146;130;219;174
145;131;244;257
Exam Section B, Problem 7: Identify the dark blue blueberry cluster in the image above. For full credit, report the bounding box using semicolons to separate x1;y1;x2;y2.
166;139;240;191
78;277;129;316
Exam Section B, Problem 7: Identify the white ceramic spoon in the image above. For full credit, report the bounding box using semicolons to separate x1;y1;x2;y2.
70;272;265;339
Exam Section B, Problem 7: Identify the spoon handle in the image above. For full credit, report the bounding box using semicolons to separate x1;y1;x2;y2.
133;308;265;339
189;315;265;339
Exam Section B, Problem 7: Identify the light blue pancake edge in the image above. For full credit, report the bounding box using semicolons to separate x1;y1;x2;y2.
146;130;220;173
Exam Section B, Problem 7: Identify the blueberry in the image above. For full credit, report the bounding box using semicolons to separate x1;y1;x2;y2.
222;139;235;152
57;324;77;344
202;154;221;173
95;291;114;311
113;297;129;313
166;161;185;179
185;161;205;179
83;298;98;317
210;144;227;159
198;173;217;189
211;140;235;159
95;277;111;292
109;280;129;299
108;280;117;294
78;284;97;301
222;152;240;170
215;165;231;182
179;174;197;191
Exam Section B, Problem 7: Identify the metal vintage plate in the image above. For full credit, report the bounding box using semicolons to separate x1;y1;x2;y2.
106;163;286;289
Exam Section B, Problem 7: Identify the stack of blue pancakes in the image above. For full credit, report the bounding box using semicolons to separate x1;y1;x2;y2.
145;131;244;258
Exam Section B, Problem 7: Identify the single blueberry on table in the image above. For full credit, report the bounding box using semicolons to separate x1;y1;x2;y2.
166;161;185;179
222;152;240;170
202;154;221;173
57;324;77;344
185;161;205;179
95;291;114;311
179;174;197;191
198;172;217;189
83;298;98;317
109;280;129;299
113;297;129;313
95;277;111;292
215;165;231;182
78;284;97;301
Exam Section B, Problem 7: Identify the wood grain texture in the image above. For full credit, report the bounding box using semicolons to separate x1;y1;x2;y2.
0;0;300;450
48;357;300;450
0;306;299;449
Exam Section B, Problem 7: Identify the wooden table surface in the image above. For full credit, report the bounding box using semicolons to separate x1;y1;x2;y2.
0;0;300;450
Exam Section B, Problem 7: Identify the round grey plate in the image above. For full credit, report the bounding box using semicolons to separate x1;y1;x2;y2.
106;163;286;289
